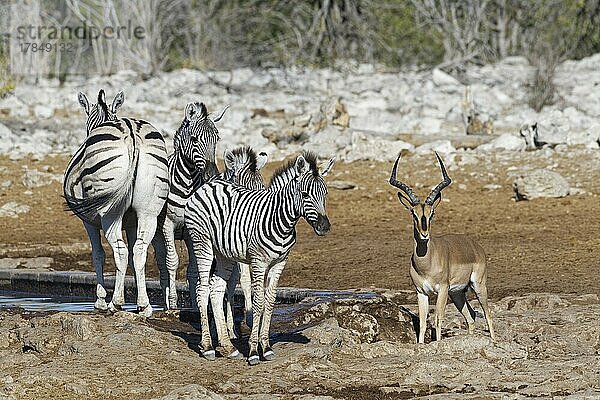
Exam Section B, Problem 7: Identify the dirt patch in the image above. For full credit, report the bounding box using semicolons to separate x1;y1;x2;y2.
0;150;599;299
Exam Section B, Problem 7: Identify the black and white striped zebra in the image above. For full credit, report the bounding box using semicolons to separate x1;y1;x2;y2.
63;89;169;317
152;102;227;310
184;152;335;363
205;146;269;355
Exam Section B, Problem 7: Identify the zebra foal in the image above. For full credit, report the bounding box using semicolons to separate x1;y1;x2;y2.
185;152;335;364
63;89;169;317
151;102;227;310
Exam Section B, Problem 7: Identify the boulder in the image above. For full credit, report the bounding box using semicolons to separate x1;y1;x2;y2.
344;132;414;162
478;133;525;152
414;140;456;155
0;202;30;218
432;68;460;86
513;169;570;200
33;104;54;119
22;169;62;188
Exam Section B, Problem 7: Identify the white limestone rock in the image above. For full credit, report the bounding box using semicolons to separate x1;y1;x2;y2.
344;132;414;162
513;169;570;200
432;68;460;86
415;140;456;155
478;134;525;152
0;202;30;218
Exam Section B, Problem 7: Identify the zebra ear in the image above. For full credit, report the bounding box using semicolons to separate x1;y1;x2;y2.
256;151;268;171
111;91;124;114
198;103;208;119
78;92;90;114
320;157;335;177
294;155;309;176
97;89;106;105
185;103;198;120
223;149;235;171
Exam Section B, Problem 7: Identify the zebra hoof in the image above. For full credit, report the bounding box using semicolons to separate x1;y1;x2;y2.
263;347;276;361
94;299;108;311
138;304;153;318
227;349;242;360
202;349;216;361
247;353;260;366
107;302;122;313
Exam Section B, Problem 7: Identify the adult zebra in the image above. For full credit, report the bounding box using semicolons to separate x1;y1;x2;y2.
63;89;169;317
185;152;335;364
151;102;227;310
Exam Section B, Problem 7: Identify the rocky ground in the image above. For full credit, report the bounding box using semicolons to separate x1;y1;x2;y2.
0;292;598;399
1;56;600;399
1;55;600;162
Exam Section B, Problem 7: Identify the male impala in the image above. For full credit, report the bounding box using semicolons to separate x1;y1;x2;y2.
389;152;495;343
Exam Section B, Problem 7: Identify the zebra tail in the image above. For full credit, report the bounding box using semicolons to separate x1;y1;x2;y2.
64;145;139;224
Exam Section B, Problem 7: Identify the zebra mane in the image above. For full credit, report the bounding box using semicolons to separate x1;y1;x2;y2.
228;146;258;172
269;151;319;188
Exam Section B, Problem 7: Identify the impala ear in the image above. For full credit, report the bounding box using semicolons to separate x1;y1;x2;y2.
430;192;442;209
185;103;198;120
111;90;124;114
295;155;309;176
397;193;414;210
256;151;268;171
223;149;235;171
320;157;335;177
78;92;90;114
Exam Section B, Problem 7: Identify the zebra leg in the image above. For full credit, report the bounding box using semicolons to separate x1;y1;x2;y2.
190;232;215;360
226;263;241;339
239;262;253;329
84;222;107;311
152;228;169;309
131;213;158;317
259;260;286;361
184;235;198;310
102;214;128;312
210;259;240;359
248;260;268;366
162;216;179;310
125;225;138;287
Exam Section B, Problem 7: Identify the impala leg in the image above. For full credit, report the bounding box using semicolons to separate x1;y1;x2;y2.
472;279;495;341
239;262;253;329
190;231;215;360
259;261;286;361
248;260;267;366
449;290;475;335
416;292;429;344
84;222;107;311
102;213;128;312
434;285;448;341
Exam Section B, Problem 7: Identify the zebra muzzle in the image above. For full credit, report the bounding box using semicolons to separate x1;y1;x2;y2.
313;214;331;236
